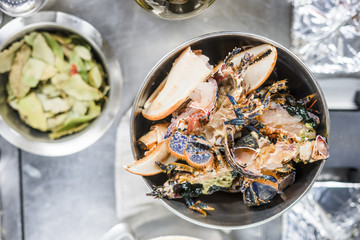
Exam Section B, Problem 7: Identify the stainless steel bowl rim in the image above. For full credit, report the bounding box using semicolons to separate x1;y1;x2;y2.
0;11;123;156
131;31;330;229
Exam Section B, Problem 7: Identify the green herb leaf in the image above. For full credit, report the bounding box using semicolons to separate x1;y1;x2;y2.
88;65;103;88
286;103;318;129
0;39;25;73
22;58;46;87
32;34;54;65
74;45;92;61
43;32;64;60
59;74;103;101
49;101;101;139
17;92;47;131
24;32;38;46
9;44;32;98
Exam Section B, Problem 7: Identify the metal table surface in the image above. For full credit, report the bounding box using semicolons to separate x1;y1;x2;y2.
0;0;359;240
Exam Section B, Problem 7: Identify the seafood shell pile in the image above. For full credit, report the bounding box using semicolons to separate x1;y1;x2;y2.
125;44;329;215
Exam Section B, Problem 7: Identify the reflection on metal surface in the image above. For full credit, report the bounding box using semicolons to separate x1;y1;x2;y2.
0;138;22;240
291;0;360;76
283;181;360;240
314;181;360;188
317;78;360;110
113;204;231;240
100;222;135;240
134;0;215;20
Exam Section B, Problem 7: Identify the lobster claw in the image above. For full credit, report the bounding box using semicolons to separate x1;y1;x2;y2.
142;47;212;121
228;44;277;93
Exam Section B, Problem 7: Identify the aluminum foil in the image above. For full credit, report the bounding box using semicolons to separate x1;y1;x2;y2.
283;182;360;240
291;0;360;76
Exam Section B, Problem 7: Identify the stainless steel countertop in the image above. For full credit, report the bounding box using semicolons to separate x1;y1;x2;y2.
0;0;359;240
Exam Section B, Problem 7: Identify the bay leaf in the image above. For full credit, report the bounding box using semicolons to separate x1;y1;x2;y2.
24;32;38;46
49;101;100;139
74;45;92;61
32;34;54;65
0;39;25;73
17;92;47;131
60;74;103;101
43;32;64;60
37;93;71;114
22;58;46;87
9;44;32;98
88;65;102;88
40;64;58;80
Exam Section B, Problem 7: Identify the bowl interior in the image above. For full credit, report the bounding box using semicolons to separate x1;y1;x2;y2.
0;25;109;144
131;33;329;228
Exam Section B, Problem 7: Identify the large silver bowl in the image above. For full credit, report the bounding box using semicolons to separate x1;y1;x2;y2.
0;11;123;156
131;32;330;229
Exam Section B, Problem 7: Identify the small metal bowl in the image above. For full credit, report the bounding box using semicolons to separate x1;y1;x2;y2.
131;32;329;229
0;11;123;156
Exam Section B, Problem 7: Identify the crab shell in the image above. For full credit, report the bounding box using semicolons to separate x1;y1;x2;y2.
223;44;277;93
242;169;295;206
137;122;169;150
124;141;177;176
299;135;329;163
143;77;167;109
142;47;212;121
167;131;214;169
310;135;329;162
232;146;259;168
243;179;277;206
128;129;215;176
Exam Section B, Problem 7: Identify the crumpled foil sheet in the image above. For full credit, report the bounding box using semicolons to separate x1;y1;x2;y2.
291;0;360;76
283;183;360;240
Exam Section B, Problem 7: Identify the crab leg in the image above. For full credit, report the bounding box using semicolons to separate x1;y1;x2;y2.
185;198;214;216
298;93;316;105
156;161;196;176
227;94;244;118
242;80;288;119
